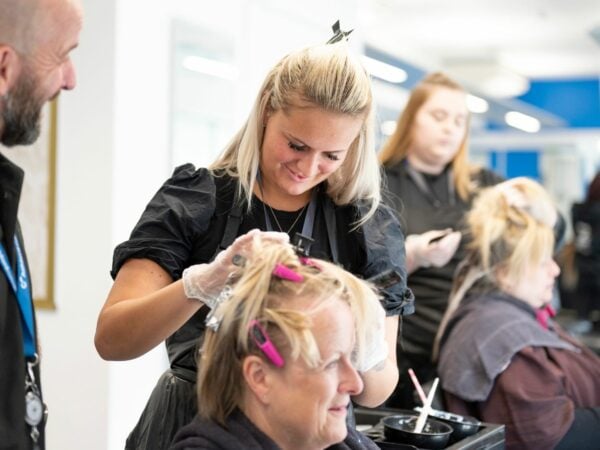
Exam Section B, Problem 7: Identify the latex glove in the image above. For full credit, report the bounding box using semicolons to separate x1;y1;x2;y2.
182;229;289;308
355;295;388;373
405;229;462;272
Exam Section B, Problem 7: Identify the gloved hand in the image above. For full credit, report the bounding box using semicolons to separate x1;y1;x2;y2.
182;229;289;308
405;229;462;272
355;295;388;373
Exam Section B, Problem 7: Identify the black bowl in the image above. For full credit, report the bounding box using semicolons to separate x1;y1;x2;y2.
382;414;453;450
425;408;481;443
414;407;481;443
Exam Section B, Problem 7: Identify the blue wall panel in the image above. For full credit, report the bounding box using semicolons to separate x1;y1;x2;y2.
489;150;540;181
518;78;600;128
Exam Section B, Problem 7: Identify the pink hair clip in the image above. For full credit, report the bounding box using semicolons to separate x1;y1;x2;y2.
272;263;304;282
536;304;556;330
299;256;321;270
249;320;284;367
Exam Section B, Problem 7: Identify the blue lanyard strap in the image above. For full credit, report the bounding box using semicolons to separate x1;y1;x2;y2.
0;236;36;357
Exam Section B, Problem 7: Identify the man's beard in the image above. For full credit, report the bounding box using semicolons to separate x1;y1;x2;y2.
1;69;44;147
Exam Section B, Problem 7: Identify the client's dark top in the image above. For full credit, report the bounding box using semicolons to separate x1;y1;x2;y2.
170;409;380;450
439;291;600;450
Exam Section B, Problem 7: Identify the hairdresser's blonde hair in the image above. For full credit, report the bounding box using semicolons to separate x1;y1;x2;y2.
379;72;477;201
198;238;381;425
433;177;557;359
210;42;380;224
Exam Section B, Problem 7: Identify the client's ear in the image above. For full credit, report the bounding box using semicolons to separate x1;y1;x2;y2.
242;355;273;405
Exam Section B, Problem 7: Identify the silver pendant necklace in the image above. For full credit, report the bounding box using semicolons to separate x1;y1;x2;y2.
267;203;307;234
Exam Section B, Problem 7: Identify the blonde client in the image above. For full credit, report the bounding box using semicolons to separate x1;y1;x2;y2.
171;237;382;450
435;178;600;449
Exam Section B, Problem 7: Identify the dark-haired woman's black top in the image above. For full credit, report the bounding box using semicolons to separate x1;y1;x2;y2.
382;162;501;408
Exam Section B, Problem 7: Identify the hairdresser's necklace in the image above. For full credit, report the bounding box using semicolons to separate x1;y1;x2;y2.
256;172;318;238
267;203;307;234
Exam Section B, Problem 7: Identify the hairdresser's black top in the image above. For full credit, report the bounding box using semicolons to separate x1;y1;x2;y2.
112;165;413;372
383;162;502;357
170;409;380;450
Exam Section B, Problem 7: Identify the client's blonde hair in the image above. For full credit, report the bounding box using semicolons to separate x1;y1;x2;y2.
198;238;381;424
433;177;557;359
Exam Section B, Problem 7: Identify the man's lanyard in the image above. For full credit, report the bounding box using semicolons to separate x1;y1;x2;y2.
0;236;36;357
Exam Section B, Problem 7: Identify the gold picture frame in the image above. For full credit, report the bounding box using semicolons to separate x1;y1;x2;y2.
1;101;57;309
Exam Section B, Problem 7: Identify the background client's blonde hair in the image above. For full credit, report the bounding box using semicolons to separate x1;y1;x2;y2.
433;177;557;360
198;238;381;425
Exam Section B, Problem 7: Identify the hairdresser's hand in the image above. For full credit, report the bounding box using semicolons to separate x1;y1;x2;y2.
182;229;289;308
355;295;388;373
405;229;462;273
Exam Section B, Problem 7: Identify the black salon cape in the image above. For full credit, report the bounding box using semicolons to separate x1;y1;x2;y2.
0;153;45;450
170;410;380;450
438;290;600;449
112;165;413;450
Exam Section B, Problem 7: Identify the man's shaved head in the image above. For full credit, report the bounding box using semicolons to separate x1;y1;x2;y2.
0;0;82;146
0;0;82;55
0;0;41;54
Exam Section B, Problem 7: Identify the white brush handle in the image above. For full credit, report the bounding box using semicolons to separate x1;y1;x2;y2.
414;377;439;433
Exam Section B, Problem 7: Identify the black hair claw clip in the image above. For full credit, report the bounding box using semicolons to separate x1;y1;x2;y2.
291;232;314;257
326;20;353;44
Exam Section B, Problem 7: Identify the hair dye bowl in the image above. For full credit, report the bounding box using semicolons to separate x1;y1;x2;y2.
382;414;452;449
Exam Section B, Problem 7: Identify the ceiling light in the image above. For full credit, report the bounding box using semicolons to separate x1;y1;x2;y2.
504;111;541;133
380;120;397;136
361;55;407;84
480;69;530;98
445;59;530;98
466;94;489;113
182;56;239;80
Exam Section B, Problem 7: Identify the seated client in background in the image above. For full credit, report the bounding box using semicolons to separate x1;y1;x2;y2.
435;177;600;450
171;237;383;450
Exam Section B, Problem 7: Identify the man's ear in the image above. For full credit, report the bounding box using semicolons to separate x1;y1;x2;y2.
0;45;20;97
242;355;273;405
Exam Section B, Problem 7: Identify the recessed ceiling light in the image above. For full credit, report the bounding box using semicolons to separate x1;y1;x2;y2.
504;111;541;133
361;55;407;84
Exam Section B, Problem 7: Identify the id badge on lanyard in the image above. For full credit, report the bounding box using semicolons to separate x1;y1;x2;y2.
0;236;47;447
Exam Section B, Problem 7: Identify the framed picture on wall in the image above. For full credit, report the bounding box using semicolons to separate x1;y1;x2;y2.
1;101;57;310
